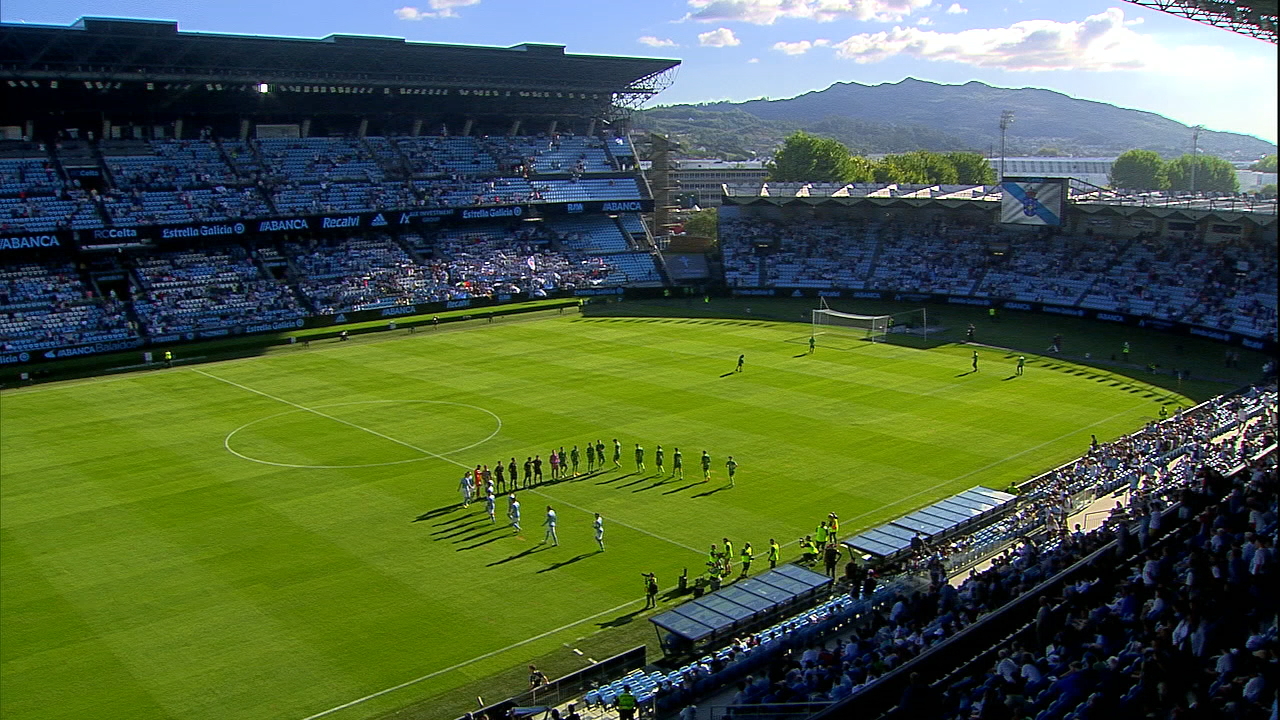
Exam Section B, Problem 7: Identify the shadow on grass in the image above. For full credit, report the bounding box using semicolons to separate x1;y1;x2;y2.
618;474;655;489
457;535;506;552
692;486;730;499
451;527;502;544
793;353;808;358
433;526;484;542
415;504;466;523
955;371;976;377
596;472;635;485
597;608;645;629
487;545;549;567
662;482;703;495
1002;375;1018;381
536;553;593;573
719;372;735;378
632;478;674;493
430;517;484;534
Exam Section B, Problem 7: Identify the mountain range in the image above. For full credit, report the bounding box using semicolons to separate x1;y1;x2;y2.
633;78;1277;161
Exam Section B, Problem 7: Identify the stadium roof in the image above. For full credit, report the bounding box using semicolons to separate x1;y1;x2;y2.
1125;0;1277;43
722;182;1278;221
0;17;680;98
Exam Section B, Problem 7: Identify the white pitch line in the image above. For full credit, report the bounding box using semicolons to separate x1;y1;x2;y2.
193;368;476;468
194;363;706;556
194;368;704;556
298;596;644;720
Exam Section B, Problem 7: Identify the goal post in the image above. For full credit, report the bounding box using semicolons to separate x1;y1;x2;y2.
811;301;928;345
811;307;892;343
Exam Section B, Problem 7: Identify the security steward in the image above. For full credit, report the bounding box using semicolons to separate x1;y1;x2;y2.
616;685;638;720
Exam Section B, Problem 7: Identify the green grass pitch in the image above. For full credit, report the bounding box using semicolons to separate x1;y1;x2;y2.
1;312;1192;720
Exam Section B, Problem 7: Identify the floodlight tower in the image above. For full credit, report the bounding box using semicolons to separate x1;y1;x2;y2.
1190;124;1204;194
999;110;1015;181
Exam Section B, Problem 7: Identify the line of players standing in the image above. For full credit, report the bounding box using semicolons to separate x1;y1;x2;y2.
460;440;737;501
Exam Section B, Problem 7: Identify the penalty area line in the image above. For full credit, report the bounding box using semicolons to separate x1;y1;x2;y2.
298;596;644;720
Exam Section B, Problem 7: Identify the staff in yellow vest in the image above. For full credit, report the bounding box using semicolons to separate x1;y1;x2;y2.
616;685;638;720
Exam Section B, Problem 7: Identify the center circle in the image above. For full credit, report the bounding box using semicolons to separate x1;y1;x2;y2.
224;400;502;469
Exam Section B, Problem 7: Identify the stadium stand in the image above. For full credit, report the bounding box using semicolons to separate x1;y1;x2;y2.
507;389;1276;720
286;235;444;314
721;216;1279;341
130;245;303;335
0;260;135;351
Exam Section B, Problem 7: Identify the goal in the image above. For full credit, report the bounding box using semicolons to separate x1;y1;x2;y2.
810;299;928;345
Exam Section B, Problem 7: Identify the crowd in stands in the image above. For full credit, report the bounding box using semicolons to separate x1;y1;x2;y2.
130;246;303;335
722;216;1278;341
288;235;445;314
287;221;648;314
0;133;642;233
922;422;1277;720
0;261;134;351
0;211;658;347
554;389;1276;720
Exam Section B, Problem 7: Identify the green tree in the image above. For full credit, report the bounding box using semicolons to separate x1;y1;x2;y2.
1259;183;1277;198
1034;146;1066;156
767;131;862;182
1163;154;1239;193
1109;149;1166;191
873;154;930;184
682;207;718;240
1249;154;1277;172
943;151;996;184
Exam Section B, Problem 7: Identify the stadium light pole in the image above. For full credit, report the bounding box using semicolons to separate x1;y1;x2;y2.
1189;124;1204;195
999;110;1015;182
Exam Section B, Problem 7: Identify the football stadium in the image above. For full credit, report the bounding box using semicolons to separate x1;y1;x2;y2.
1;13;1278;720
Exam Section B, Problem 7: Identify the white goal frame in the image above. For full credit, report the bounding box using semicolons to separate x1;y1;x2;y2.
810;298;928;344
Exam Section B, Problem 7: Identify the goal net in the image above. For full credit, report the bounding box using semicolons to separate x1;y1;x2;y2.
811;300;928;345
812;308;891;343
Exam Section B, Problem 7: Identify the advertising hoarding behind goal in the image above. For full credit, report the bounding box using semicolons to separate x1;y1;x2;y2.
1000;177;1066;226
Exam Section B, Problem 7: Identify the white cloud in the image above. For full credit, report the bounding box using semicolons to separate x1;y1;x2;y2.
773;40;816;54
395;0;480;20
832;7;1169;71
638;36;678;47
916;16;933;25
698;27;742;47
748;57;761;63
772;38;831;54
945;3;967;14
684;0;932;25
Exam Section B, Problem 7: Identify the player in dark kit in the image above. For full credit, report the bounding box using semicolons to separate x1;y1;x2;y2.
736;354;745;372
533;455;544;484
494;462;506;494
972;350;979;372
523;457;533;489
672;447;683;479
508;458;518;490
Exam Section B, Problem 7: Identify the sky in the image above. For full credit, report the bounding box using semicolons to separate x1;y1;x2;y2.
2;0;1275;144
